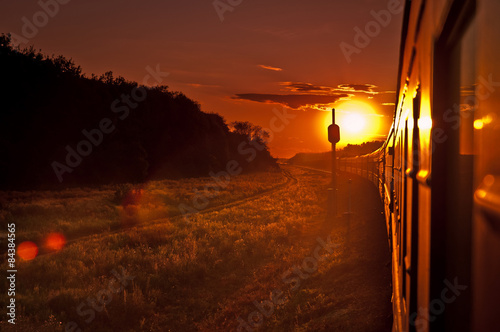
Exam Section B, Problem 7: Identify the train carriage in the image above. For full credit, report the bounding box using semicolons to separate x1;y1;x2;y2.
339;0;500;331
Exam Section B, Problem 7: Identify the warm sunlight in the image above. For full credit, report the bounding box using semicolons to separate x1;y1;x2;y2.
342;113;366;134
322;100;382;146
3;0;499;330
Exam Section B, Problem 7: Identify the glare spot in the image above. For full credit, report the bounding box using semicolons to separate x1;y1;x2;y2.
476;189;487;199
474;119;484;130
483;114;494;124
484;175;495;187
18;241;38;261
418;117;433;130
46;233;66;252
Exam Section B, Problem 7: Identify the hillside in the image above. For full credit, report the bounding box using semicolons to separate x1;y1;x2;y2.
287;141;384;169
0;34;276;189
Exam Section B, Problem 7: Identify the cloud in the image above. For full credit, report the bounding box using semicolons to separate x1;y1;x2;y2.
258;64;283;72
280;82;380;95
280;82;332;93
232;93;349;109
233;82;394;110
337;83;377;93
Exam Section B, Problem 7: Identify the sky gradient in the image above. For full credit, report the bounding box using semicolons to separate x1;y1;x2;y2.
1;0;403;157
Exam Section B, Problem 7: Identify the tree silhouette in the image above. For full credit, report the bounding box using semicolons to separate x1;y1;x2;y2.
230;121;270;141
0;33;277;189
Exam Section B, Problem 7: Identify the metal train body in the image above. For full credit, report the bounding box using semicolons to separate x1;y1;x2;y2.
340;0;500;331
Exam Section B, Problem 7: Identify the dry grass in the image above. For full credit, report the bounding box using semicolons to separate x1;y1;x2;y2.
0;167;350;331
0;170;285;245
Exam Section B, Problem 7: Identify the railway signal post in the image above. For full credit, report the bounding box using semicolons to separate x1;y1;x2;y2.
328;108;340;218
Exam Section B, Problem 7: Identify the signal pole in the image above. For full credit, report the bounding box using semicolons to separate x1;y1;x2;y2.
328;108;340;218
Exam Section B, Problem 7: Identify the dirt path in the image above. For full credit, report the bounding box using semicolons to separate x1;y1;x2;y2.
284;166;393;331
201;166;393;331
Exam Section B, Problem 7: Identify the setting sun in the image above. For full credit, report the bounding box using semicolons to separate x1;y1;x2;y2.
342;113;366;134
322;100;382;146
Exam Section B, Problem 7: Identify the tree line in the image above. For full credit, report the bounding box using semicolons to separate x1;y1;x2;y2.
0;34;277;189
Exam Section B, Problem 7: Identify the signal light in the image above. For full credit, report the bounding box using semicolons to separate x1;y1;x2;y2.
328;124;340;143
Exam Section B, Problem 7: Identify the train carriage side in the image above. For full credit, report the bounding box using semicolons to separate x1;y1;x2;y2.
395;0;500;330
470;0;500;330
394;1;469;330
338;1;500;330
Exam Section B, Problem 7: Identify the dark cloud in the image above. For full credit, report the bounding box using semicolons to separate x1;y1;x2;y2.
337;83;377;93
233;93;349;109
280;82;379;94
280;82;332;93
233;82;390;110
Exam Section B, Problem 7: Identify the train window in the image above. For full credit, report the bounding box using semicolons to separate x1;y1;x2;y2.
431;1;477;329
458;16;477;155
432;5;476;330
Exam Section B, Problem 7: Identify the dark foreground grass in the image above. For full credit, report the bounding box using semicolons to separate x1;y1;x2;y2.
0;166;391;331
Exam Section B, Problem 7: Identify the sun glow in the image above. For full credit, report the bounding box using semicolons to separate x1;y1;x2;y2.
322;100;382;146
342;113;366;134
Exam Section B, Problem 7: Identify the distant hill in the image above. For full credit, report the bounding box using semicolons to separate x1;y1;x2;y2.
288;141;384;168
0;34;277;189
337;141;384;158
288;152;331;168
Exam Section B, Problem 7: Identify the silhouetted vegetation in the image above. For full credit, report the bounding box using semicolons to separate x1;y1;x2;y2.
0;34;276;189
337;140;384;158
287;140;384;168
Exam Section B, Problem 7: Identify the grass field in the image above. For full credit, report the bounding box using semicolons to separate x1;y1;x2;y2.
0;170;287;246
0;166;355;331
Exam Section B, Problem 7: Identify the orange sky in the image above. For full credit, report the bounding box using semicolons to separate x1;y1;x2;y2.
1;0;403;157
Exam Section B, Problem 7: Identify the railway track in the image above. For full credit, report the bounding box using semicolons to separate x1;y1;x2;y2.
291;164;332;174
32;168;298;257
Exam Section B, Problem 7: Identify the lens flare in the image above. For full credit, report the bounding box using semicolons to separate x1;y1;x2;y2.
18;241;39;261
46;233;66;251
